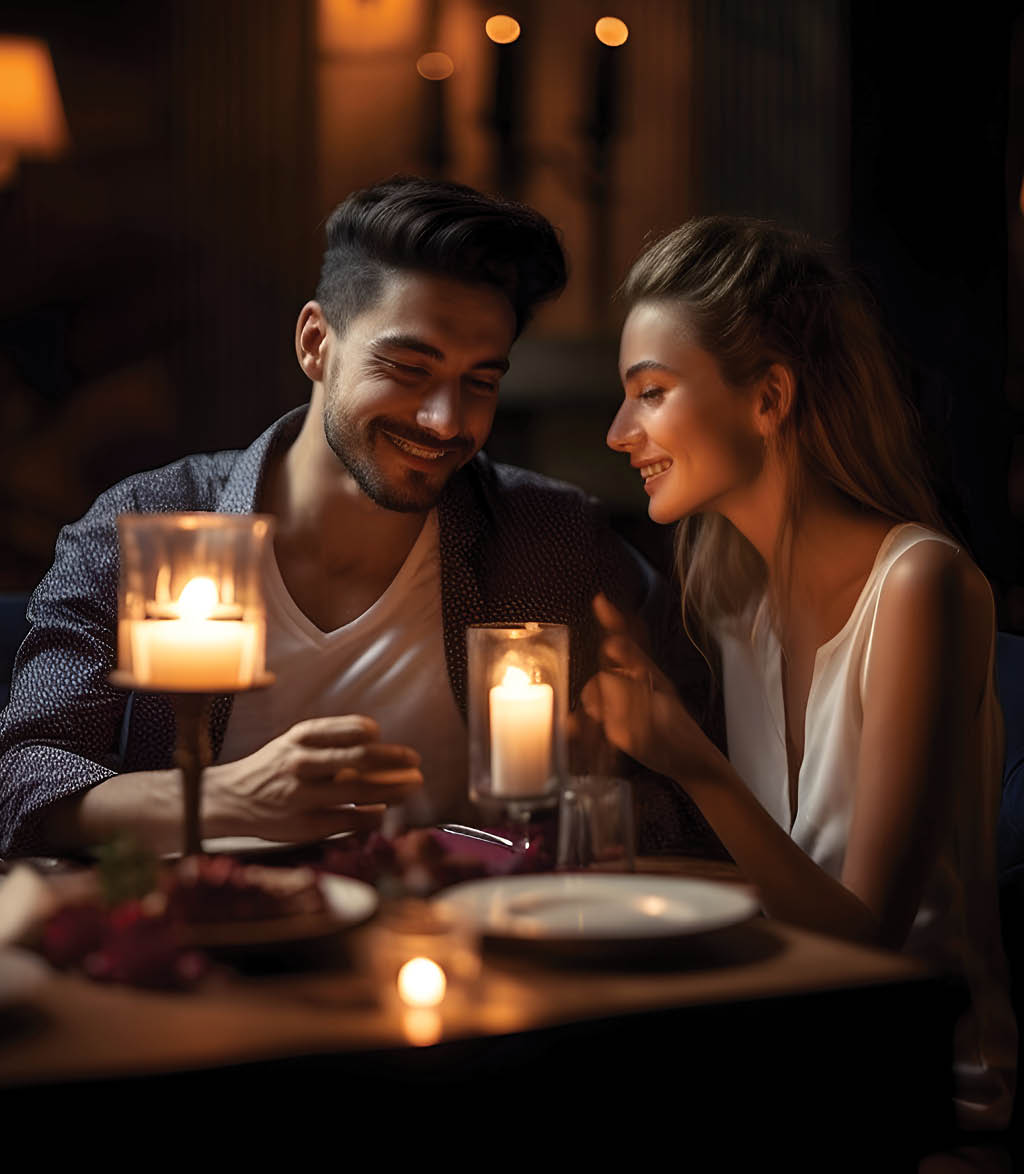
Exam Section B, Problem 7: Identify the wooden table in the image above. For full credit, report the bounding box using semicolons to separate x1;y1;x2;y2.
0;858;960;1164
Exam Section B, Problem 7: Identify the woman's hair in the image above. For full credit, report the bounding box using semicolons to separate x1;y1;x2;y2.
621;215;947;641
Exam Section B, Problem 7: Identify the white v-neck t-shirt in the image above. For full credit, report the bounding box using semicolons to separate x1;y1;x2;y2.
719;522;1016;1130
217;511;471;826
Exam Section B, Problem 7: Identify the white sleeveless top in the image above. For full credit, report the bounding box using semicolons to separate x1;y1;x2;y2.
218;511;472;826
719;523;1016;1130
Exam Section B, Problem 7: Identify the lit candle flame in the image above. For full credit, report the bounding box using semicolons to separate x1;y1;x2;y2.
485;15;521;44
177;576;219;621
416;51;454;80
595;16;629;46
397;956;447;1008
500;664;532;692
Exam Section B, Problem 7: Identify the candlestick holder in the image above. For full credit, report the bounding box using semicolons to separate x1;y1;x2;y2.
466;623;568;848
111;512;274;856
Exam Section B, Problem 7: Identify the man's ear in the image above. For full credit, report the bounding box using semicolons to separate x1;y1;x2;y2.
753;362;795;438
296;301;330;382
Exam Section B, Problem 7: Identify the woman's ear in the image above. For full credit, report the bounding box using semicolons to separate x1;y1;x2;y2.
295;301;330;382
753;363;795;438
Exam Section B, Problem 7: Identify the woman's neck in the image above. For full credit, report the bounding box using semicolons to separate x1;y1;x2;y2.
722;466;895;620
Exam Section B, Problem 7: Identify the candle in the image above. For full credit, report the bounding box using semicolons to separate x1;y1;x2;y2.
397;956;447;1008
489;664;553;797
127;575;260;690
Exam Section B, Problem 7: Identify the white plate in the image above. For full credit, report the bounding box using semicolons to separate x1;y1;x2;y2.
178;873;378;950
437;874;759;944
163;830;354;861
0;946;52;1004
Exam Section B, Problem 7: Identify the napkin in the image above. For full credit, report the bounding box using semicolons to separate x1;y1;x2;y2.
0;865;63;948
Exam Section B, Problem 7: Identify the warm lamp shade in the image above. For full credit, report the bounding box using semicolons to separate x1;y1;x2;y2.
0;36;69;174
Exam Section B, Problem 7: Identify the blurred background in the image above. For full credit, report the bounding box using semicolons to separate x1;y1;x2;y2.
1;0;1022;627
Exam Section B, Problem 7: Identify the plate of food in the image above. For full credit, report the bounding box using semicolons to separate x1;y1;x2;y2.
437;873;759;955
165;855;378;950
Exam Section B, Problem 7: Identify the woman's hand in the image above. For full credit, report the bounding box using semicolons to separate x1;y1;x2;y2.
582;594;725;783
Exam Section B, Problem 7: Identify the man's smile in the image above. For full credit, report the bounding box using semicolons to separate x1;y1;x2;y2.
381;430;449;461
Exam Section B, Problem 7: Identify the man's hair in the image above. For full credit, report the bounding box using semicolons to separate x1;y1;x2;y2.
315;175;568;338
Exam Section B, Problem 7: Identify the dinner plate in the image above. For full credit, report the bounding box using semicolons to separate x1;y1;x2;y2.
177;874;378;950
162;830;354;861
437;874;759;947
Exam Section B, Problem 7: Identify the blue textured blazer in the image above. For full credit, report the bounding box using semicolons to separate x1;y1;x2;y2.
0;408;719;856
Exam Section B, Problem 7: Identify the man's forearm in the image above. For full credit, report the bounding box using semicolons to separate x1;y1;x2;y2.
39;769;192;856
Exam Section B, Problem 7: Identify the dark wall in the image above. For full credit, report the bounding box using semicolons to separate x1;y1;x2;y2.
2;1;1022;627
847;1;1020;623
0;0;316;590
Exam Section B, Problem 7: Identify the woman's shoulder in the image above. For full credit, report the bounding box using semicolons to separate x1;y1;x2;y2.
880;525;992;618
871;525;994;688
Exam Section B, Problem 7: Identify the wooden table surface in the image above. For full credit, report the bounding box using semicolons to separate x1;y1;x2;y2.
0;856;937;1088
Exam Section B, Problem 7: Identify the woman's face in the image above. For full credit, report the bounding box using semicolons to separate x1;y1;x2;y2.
608;301;766;525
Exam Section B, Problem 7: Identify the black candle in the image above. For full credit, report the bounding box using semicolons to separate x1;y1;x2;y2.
591;16;628;149
487;15;525;195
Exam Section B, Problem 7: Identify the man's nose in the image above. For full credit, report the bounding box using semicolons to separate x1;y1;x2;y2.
416;381;462;440
606;403;640;452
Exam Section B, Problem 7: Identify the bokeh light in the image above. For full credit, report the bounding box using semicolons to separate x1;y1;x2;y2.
416;51;455;80
595;17;629;47
485;15;521;44
397;956;447;1007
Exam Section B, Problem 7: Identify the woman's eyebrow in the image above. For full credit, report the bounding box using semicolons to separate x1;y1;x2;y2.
623;359;674;381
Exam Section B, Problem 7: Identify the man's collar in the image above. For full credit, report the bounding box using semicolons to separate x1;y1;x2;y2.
215;405;308;514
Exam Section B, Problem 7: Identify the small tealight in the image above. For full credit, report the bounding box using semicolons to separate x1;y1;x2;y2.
362;899;480;1045
397;956;447;1008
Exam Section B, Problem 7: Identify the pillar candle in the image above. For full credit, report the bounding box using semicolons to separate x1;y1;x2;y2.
489;665;554;797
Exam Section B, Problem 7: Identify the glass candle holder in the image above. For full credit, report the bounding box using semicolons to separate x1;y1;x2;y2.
363;899;481;1046
114;512;274;693
467;623;569;809
113;512;274;857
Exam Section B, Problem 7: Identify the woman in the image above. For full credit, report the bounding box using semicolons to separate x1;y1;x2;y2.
584;216;1016;1134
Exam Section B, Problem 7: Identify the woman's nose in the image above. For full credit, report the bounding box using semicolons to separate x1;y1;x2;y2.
606;403;641;452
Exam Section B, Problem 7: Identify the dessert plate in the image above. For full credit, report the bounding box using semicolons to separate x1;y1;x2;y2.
438;874;758;949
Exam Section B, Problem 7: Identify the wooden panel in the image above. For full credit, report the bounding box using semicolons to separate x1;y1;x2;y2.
691;0;846;243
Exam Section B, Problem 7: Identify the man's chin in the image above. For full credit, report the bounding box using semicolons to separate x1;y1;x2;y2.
363;469;448;513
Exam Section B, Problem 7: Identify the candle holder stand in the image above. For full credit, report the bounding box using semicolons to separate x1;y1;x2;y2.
112;511;274;859
171;692;213;858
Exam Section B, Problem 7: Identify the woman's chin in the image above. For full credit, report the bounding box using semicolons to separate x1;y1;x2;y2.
647;498;683;526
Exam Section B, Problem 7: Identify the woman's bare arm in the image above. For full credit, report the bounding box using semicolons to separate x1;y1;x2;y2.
585;548;993;947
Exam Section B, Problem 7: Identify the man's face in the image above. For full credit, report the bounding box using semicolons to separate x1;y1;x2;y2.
321;271;516;512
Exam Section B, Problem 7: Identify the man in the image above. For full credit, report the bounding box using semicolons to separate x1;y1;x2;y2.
0;176;712;858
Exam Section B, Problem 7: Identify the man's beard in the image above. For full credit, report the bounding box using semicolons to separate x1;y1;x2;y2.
323;409;466;513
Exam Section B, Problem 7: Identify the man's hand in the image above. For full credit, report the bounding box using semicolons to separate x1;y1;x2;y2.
203;715;423;842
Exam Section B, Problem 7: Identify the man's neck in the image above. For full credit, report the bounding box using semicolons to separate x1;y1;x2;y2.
264;401;428;573
257;404;430;632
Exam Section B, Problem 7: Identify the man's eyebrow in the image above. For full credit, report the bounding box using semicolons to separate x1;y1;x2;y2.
372;333;445;361
623;359;674;381
372;333;509;374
